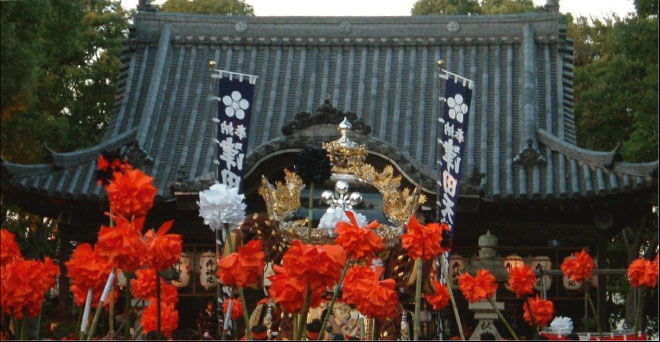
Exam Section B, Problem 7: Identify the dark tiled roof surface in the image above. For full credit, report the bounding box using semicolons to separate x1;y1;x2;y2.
1;12;657;202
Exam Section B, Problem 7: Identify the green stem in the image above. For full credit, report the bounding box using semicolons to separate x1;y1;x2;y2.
224;223;235;253
19;308;27;341
414;258;422;340
157;270;162;339
36;309;42;340
306;182;315;242
486;297;519;340
440;257;465;341
292;313;299;341
585;283;603;338
113;299;143;338
524;297;538;338
124;274;132;339
87;270;116;340
109;285;114;333
318;262;350;340
633;286;644;337
238;289;252;340
296;286;313;340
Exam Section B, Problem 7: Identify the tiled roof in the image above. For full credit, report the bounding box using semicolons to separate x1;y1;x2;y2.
1;12;657;202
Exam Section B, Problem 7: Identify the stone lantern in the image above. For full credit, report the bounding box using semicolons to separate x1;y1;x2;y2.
465;231;507;340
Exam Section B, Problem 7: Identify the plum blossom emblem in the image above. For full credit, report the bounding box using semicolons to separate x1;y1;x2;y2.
447;94;468;123
222;91;250;120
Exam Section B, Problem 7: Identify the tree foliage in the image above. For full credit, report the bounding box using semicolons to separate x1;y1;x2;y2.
1;0;129;164
571;14;658;162
411;0;539;15
161;0;254;15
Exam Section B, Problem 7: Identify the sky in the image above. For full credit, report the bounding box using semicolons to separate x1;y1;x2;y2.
121;0;637;19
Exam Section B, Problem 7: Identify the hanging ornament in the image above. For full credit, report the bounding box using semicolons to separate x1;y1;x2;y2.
199;252;218;290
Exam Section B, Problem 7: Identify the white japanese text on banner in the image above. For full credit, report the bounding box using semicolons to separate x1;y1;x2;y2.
215;74;256;192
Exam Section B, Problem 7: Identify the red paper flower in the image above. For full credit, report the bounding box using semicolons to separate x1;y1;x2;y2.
144;221;182;271
1;229;22;264
223;298;244;320
217;239;265;288
1;257;59;318
105;168;157;218
95;216;147;272
130;268;179;304
268;265;322;313
458;269;497;303
560;249;594;282
282;241;345;292
341;265;398;319
507;265;536;298
69;282;118;309
334;211;382;260
66;243;113;291
628;258;659;288
424;280;450;310
401;215;449;260
523;296;555;327
141;301;179;338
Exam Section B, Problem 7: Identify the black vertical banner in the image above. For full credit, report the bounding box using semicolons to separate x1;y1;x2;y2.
216;76;255;192
438;79;473;230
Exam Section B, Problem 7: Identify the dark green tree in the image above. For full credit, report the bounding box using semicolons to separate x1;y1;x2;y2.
572;14;658;162
412;0;481;15
161;0;254;15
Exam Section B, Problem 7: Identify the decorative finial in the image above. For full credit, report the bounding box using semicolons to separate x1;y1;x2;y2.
437;60;445;69
337;117;356;148
209;60;216;70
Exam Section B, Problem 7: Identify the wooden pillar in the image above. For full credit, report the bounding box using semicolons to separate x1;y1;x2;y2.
57;226;72;318
596;238;607;331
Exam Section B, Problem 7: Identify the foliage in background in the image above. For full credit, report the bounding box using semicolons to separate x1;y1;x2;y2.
572;14;658;162
160;0;254;15
411;0;539;15
1;0;129;164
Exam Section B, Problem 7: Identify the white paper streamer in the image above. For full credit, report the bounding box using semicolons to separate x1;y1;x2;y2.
100;272;116;303
223;299;234;331
198;183;246;231
80;288;93;333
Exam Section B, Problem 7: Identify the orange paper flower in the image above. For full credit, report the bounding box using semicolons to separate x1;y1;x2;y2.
401;215;449;260
341;265;398;319
144;221;182;271
1;257;59;318
334;211;382;260
268;265;322;313
95;216;147;272
282;241;345;292
105;168;157;218
130;268;179;304
458;269;497;303
507;265;536;298
69;282;118;309
424;280;450;310
66;243;113;290
523;295;555;327
560;249;594;282
141;301;179;338
1;229;22;264
223;298;244;320
217;239;265;288
628;258;659;288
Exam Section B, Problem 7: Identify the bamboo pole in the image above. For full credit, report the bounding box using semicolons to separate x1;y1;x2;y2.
414;258;423;340
440;257;465;340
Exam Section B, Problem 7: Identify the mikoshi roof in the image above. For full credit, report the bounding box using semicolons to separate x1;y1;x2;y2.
1;11;657;203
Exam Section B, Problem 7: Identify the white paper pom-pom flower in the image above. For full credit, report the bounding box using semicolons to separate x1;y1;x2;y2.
550;316;573;334
318;209;368;237
198;183;246;230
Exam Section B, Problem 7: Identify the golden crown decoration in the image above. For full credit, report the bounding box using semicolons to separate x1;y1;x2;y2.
258;117;426;248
